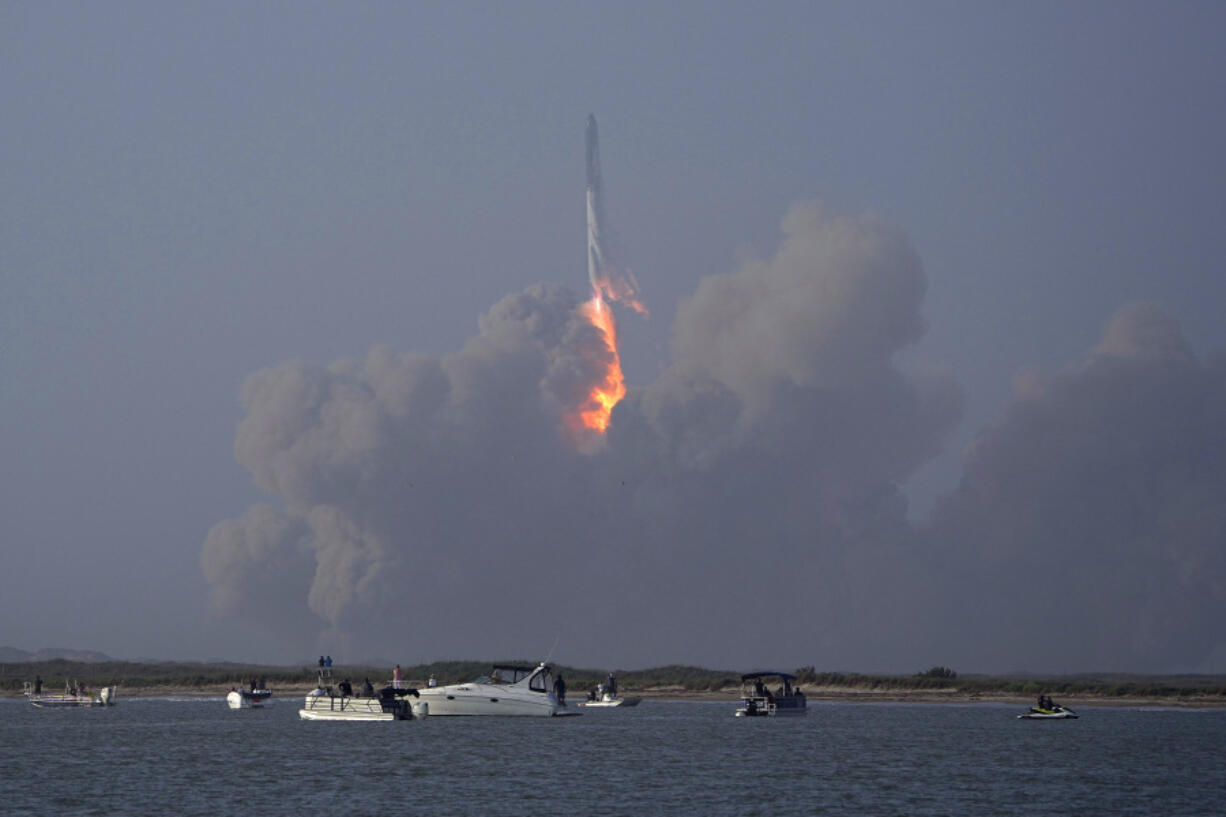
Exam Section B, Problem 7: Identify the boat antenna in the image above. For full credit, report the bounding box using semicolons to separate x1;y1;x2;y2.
543;636;559;666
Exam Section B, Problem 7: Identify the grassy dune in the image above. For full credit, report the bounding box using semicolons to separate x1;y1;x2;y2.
4;659;1226;702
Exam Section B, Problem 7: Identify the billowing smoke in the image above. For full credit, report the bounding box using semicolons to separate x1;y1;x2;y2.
202;200;1226;673
202;202;964;669
919;302;1226;672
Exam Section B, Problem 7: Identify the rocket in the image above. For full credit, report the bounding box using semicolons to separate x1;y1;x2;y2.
586;114;606;293
583;115;647;315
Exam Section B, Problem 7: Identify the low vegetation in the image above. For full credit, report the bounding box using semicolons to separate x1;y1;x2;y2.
2;659;1224;699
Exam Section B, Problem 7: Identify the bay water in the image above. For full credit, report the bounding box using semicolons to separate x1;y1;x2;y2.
3;697;1224;815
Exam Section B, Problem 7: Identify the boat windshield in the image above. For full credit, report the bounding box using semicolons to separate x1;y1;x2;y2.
529;667;552;693
475;665;540;685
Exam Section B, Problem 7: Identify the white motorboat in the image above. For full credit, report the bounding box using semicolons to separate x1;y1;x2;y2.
734;671;807;717
24;680;117;708
580;691;641;708
414;663;579;717
580;674;641;707
227;688;273;709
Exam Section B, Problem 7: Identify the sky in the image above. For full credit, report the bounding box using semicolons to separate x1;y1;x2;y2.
3;1;1225;675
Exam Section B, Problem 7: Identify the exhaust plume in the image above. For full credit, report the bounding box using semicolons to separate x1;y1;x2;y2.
585;114;647;315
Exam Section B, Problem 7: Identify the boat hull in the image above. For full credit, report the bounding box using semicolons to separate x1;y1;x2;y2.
415;686;569;716
298;694;424;721
580;695;642;708
1018;708;1078;719
227;690;273;709
27;686;117;708
735;698;807;717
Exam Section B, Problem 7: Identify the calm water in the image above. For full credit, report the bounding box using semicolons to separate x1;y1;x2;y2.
3;697;1224;816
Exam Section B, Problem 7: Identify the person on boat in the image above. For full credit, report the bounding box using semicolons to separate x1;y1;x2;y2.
490;669;501;683
325;655;333;668
362;678;375;697
588;687;598;701
34;676;42;695
319;656;326;669
393;664;403;689
607;673;617;698
427;674;437;688
339;679;353;697
554;672;567;704
754;679;766;697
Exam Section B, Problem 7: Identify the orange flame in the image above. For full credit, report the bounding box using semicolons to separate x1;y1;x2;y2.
565;294;626;441
591;269;649;317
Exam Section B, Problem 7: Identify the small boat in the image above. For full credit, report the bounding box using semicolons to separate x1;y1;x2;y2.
580;673;641;707
299;671;427;721
24;680;117;708
1017;704;1078;720
734;671;807;717
226;688;273;709
414;662;579;716
580;691;642;708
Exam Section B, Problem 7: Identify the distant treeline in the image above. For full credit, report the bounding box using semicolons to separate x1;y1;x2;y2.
3;659;1225;699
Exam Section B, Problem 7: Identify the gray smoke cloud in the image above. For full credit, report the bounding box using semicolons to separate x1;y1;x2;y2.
920;302;1226;672
202;202;964;669
202;203;1226;673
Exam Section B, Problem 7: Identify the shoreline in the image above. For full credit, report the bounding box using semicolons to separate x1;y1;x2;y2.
13;684;1224;708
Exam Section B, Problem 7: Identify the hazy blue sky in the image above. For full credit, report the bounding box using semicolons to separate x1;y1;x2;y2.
4;1;1225;674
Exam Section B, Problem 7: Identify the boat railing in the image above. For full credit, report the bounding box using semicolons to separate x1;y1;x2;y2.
740;694;777;714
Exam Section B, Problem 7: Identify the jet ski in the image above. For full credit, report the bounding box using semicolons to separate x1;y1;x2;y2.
1017;704;1078;719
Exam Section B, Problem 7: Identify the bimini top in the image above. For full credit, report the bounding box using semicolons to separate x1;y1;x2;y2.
740;671;797;682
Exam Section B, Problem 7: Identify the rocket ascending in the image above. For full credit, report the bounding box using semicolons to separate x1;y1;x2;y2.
584;115;647;315
566;115;646;448
585;114;606;293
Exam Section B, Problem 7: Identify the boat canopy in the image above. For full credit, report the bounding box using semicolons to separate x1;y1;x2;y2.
740;671;797;682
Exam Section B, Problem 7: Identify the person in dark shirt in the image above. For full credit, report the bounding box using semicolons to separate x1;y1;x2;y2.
553;672;567;704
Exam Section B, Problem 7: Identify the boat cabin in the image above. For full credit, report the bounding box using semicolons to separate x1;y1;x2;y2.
475;663;555;693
